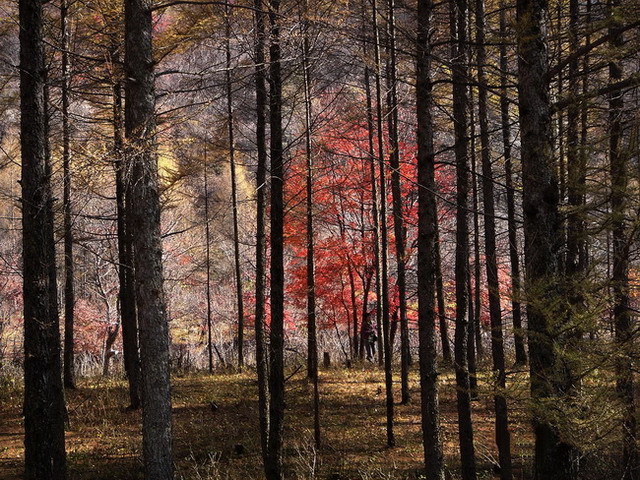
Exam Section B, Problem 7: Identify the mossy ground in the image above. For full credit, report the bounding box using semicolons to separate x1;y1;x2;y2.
0;364;533;479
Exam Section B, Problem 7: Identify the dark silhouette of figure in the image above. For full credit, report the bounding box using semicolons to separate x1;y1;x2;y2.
362;311;378;361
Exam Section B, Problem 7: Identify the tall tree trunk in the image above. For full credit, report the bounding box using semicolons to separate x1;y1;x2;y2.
20;0;67;476
609;1;638;477
253;0;270;463
225;0;244;369
372;0;386;368
416;0;445;477
466;257;478;398
61;0;75;391
465;39;478;394
499;0;527;366
113;46;141;410
300;1;320;447
124;0;173;477
516;0;577;477
204;150;214;372
450;1;477;478
363;61;382;363
371;0;394;446
562;1;586;454
470;117;484;359
266;0;285;476
434;220;452;364
475;0;512;477
385;0;410;405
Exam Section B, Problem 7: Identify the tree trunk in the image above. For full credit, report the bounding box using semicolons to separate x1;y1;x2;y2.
363;61;382;363
371;0;394;446
609;1;638;477
266;0;285;476
204;150;214;372
113;47;141;410
470;116;484;359
465;39;478;395
499;0;527;366
475;0;512;476
124;0;173;476
416;0;445;476
61;0;76;391
253;0;270;463
385;0;410;405
20;0;67;476
516;0;577;477
434;221;452;364
450;1;477;478
300;1;321;447
224;0;245;369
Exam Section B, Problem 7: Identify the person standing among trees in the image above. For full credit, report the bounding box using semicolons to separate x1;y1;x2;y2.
362;307;378;361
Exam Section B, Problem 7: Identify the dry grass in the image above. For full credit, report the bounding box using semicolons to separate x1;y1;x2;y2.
0;364;535;479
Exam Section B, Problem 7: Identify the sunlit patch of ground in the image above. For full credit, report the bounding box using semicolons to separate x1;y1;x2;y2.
0;364;534;479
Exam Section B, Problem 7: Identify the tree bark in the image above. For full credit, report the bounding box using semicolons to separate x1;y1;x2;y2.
609;1;638;477
113;45;142;410
266;0;285;476
300;0;320;447
371;0;394;446
450;1;477;478
204;149;214;372
385;0;410;405
416;0;445;476
434;221;452;364
224;0;244;369
475;0;512;476
253;0;270;463
124;0;173;476
363;61;382;364
20;0;67;476
61;0;76;391
516;0;578;477
499;0;527;366
470;116;484;359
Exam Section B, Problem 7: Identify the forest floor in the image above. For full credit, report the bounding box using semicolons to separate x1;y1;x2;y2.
0;363;534;479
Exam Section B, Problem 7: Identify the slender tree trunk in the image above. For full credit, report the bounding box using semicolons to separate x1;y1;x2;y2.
470;117;484;359
475;0;512;476
385;0;410;405
562;2;586;451
416;0;445;476
124;0;173;476
363;62;382;363
466;257;478;398
499;0;527;366
371;0;394;446
450;1;477;478
516;0;577;477
609;1;638;477
204;150;214;372
266;0;285;476
465;39;478;393
20;0;67;476
434;221;452;364
253;0;270;462
113;48;141;410
372;0;386;369
300;1;320;447
224;0;245;369
61;0;75;391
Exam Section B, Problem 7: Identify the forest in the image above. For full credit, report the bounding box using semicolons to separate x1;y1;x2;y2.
1;0;640;478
